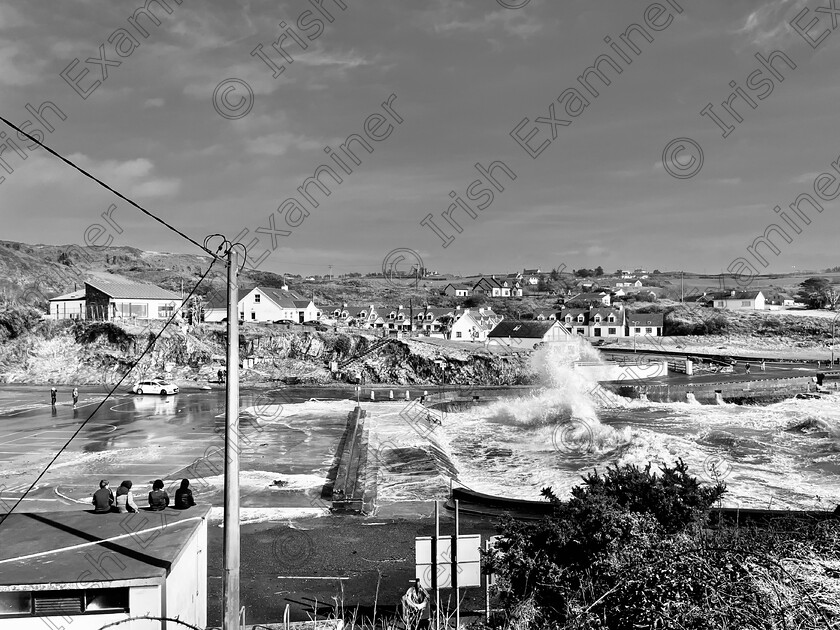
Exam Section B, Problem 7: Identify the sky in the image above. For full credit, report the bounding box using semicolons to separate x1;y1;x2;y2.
2;0;840;278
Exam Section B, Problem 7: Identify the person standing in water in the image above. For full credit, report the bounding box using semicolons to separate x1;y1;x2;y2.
72;387;79;409
50;387;57;407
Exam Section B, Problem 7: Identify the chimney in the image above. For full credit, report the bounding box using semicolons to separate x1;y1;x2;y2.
398;304;403;309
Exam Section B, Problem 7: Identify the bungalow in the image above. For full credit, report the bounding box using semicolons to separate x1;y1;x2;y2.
566;291;611;307
626;313;664;337
441;283;471;297
48;289;86;320
450;307;503;342
239;286;320;323
84;276;182;321
202;294;228;323
712;290;765;311
473;276;523;298
487;319;572;350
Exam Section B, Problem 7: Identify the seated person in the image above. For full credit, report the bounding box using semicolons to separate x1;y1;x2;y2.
174;479;196;509
115;480;138;513
91;479;114;514
148;479;170;511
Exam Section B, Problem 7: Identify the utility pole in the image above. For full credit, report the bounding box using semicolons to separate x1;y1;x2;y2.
328;265;333;281
223;246;241;630
681;271;684;304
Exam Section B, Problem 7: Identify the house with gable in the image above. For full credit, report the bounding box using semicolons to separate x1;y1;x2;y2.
239;285;320;323
566;291;611;307
627;312;664;336
522;269;542;286
83;275;182;321
441;283;471;297
473;276;523;298
487;319;572;350
558;306;626;338
450;306;503;342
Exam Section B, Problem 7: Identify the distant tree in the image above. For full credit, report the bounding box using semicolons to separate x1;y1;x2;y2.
653;269;661;274
594;266;604;277
550;267;561;281
798;277;839;309
537;276;552;293
57;252;72;266
574;268;593;278
464;294;486;308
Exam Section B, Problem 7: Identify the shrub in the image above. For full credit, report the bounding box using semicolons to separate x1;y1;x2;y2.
0;307;43;340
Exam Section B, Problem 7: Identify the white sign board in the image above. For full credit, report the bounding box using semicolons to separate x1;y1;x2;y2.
415;534;482;589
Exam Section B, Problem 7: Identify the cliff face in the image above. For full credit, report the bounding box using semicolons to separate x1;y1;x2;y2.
0;320;533;386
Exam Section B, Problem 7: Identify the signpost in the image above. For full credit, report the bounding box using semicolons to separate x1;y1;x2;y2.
415;500;481;629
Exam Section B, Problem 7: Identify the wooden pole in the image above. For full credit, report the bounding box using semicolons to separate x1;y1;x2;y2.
484;539;491;623
223;247;240;630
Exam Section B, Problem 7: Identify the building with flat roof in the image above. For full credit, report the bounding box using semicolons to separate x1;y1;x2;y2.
0;506;209;629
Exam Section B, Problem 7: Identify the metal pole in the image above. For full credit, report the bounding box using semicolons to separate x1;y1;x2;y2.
223;247;240;630
484;539;491;624
454;499;460;630
435;501;440;630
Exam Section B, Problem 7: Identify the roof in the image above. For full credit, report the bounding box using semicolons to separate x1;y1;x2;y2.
49;290;85;302
627;313;665;326
523;268;541;275
251;286;304;309
711;290;764;300
488;320;560;338
85;276;181;301
0;506;210;587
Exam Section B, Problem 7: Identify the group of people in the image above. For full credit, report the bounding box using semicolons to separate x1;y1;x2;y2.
50;387;80;409
92;478;196;514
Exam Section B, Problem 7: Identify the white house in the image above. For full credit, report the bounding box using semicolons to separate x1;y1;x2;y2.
450;307;503;342
487;320;572;350
239;286;320;323
84;276;182;321
473;276;523;298
0;507;209;630
627;313;664;336
712;290;765;310
441;283;471;297
559;307;626;338
48;289;86;320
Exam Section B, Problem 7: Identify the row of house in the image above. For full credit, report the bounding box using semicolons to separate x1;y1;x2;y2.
320;304;504;341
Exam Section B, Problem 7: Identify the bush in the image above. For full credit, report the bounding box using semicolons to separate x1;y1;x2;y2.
72;321;134;351
0;307;43;341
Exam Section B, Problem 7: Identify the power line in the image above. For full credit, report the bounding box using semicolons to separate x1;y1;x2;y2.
0;115;218;260
0;254;223;528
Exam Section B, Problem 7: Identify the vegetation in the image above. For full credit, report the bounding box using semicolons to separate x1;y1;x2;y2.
0;307;44;341
482;461;840;630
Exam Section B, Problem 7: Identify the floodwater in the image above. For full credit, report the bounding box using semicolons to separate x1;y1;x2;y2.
2;352;839;518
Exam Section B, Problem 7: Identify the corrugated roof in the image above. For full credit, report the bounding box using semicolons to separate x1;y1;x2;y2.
85;276;181;300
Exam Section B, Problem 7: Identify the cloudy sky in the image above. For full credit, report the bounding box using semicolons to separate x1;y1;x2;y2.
2;0;840;277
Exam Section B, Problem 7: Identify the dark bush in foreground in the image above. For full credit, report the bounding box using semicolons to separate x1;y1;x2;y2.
72;321;134;351
0;307;43;340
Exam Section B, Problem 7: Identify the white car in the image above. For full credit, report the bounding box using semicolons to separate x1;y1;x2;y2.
132;379;179;395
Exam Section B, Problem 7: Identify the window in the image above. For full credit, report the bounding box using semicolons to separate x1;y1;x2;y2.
389;313;394;319
157;303;174;318
565;316;572;323
608;316;615;322
608;327;616;334
635;327;641;333
251;312;256;320
646;327;652;333
254;294;261;303
456;331;462;338
0;589;129;618
741;300;751;306
577;328;585;335
397;314;404;321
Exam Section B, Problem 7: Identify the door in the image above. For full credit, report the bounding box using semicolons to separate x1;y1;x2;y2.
299;312;305;323
594;328;601;337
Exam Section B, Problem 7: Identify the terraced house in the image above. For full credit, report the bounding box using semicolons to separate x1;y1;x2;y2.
559;307;626;338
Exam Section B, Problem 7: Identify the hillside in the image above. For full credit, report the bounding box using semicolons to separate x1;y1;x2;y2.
0;313;532;387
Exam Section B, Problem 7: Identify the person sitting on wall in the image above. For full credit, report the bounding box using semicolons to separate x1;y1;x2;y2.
148;479;170;511
115;480;138;513
174;479;196;509
92;480;114;514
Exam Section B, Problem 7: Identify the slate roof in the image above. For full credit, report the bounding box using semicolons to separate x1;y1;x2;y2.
488;320;560;338
85;276;181;300
627;313;664;327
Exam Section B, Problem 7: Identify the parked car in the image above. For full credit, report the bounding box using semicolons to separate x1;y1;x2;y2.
274;319;296;325
132;379;179;395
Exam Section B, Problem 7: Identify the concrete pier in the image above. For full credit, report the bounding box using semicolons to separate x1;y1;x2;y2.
331;406;373;513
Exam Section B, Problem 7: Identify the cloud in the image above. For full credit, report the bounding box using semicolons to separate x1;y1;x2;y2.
244;132;328;157
734;0;809;47
430;6;544;39
144;98;165;108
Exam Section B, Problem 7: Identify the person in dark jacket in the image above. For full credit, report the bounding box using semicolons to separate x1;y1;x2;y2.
174;479;196;509
115;480;138;513
148;479;170;510
92;480;114;513
50;387;57;407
